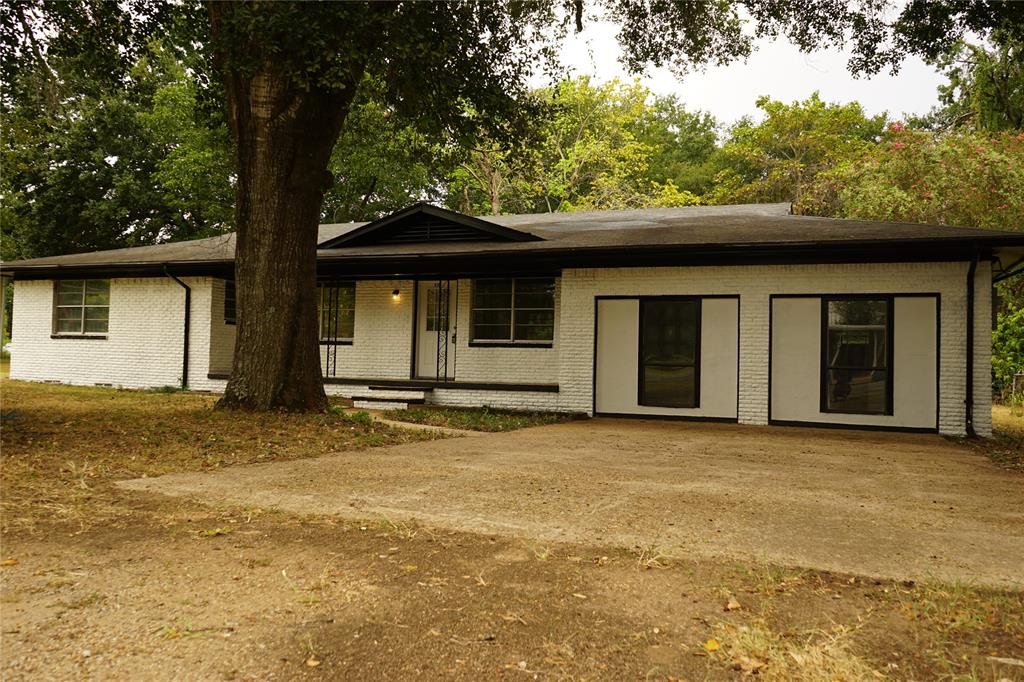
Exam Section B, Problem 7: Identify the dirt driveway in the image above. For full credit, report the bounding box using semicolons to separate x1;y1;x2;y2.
121;419;1024;588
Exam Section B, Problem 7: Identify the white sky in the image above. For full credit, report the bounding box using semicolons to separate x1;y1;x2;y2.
551;20;944;126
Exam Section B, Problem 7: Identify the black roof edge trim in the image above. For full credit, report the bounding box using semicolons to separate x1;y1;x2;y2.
318;203;543;248
3;238;1015;279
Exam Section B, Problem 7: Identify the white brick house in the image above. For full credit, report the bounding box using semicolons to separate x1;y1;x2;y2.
4;203;1022;437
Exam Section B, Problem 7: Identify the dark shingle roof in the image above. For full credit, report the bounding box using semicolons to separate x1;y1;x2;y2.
4;203;1023;276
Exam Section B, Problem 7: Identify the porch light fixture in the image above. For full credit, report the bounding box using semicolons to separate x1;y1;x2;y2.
391;289;401;302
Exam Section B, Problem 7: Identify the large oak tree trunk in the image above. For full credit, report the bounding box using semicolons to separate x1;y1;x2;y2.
214;48;360;410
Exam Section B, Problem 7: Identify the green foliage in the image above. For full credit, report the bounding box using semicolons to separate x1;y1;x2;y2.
803;126;1024;230
993;306;1024;396
635;95;720;195
926;31;1024;132
322;80;451;223
448;78;709;215
706;93;887;206
1;40;233;260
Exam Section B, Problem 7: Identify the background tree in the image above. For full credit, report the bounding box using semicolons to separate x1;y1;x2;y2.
1;21;232;262
322;80;452;224
449;78;707;214
633;94;719;196
916;30;1024;131
706;93;886;207
5;0;1023;410
802;124;1024;229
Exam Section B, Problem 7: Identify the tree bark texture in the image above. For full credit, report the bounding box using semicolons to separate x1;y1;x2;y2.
211;7;362;410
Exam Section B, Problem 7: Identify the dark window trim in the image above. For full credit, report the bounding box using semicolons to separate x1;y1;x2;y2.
205;373;560;394
592;294;739;417
223;279;236;325
52;279;111;337
769;419;937;434
769;293;941;428
637;296;702;410
470;277;555;345
50;334;107;340
819;295;894;416
318;280;356;343
467;341;552;349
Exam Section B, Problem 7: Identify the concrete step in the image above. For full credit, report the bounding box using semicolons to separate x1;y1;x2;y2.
353;399;409;411
348;388;428;402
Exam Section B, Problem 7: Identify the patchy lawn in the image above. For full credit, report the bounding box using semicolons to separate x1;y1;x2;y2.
0;379;445;531
969;405;1024;472
1;379;1022;680
386;405;576;431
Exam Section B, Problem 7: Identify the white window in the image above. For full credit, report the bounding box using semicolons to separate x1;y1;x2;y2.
54;280;110;335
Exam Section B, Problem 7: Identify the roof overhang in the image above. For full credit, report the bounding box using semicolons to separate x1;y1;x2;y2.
5;236;1024;281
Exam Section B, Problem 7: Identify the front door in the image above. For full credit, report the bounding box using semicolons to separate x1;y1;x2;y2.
415;280;455;380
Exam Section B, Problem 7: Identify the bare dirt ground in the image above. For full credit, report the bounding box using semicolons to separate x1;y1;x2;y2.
122;419;1024;588
3;377;1024;681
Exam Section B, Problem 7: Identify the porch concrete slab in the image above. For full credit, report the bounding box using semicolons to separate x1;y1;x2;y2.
118;419;1024;588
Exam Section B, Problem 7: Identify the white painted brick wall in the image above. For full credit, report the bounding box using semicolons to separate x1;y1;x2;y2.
446;278;559;384
10;261;993;435
10;277;215;390
321;279;413;380
557;261;991;436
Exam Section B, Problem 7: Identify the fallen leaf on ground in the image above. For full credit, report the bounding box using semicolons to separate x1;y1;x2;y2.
305;657;320;667
735;655;767;674
704;638;721;652
0;559;18;567
725;597;742;611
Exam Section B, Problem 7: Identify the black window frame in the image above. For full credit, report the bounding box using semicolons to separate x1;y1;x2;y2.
469;277;555;348
318;280;356;345
820;295;894;416
637;296;702;409
52;279;110;337
223;279;236;325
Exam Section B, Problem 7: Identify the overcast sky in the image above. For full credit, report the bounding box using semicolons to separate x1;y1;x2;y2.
553;19;945;126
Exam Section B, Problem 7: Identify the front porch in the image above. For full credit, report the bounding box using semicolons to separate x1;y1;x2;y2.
206;276;565;411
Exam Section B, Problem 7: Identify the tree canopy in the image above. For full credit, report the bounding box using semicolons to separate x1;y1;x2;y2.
3;0;1023;408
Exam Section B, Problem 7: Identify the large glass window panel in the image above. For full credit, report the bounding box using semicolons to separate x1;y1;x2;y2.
223;280;236;325
471;278;554;343
823;298;890;414
639;299;700;408
642;365;697;407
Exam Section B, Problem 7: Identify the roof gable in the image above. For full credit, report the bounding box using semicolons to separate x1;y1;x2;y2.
318;203;542;248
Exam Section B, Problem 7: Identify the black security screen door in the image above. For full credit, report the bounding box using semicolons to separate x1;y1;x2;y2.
639;298;700;408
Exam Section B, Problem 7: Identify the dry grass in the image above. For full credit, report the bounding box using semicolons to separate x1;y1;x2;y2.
0;379;445;531
387;405;576;431
983;405;1024;471
710;620;881;681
